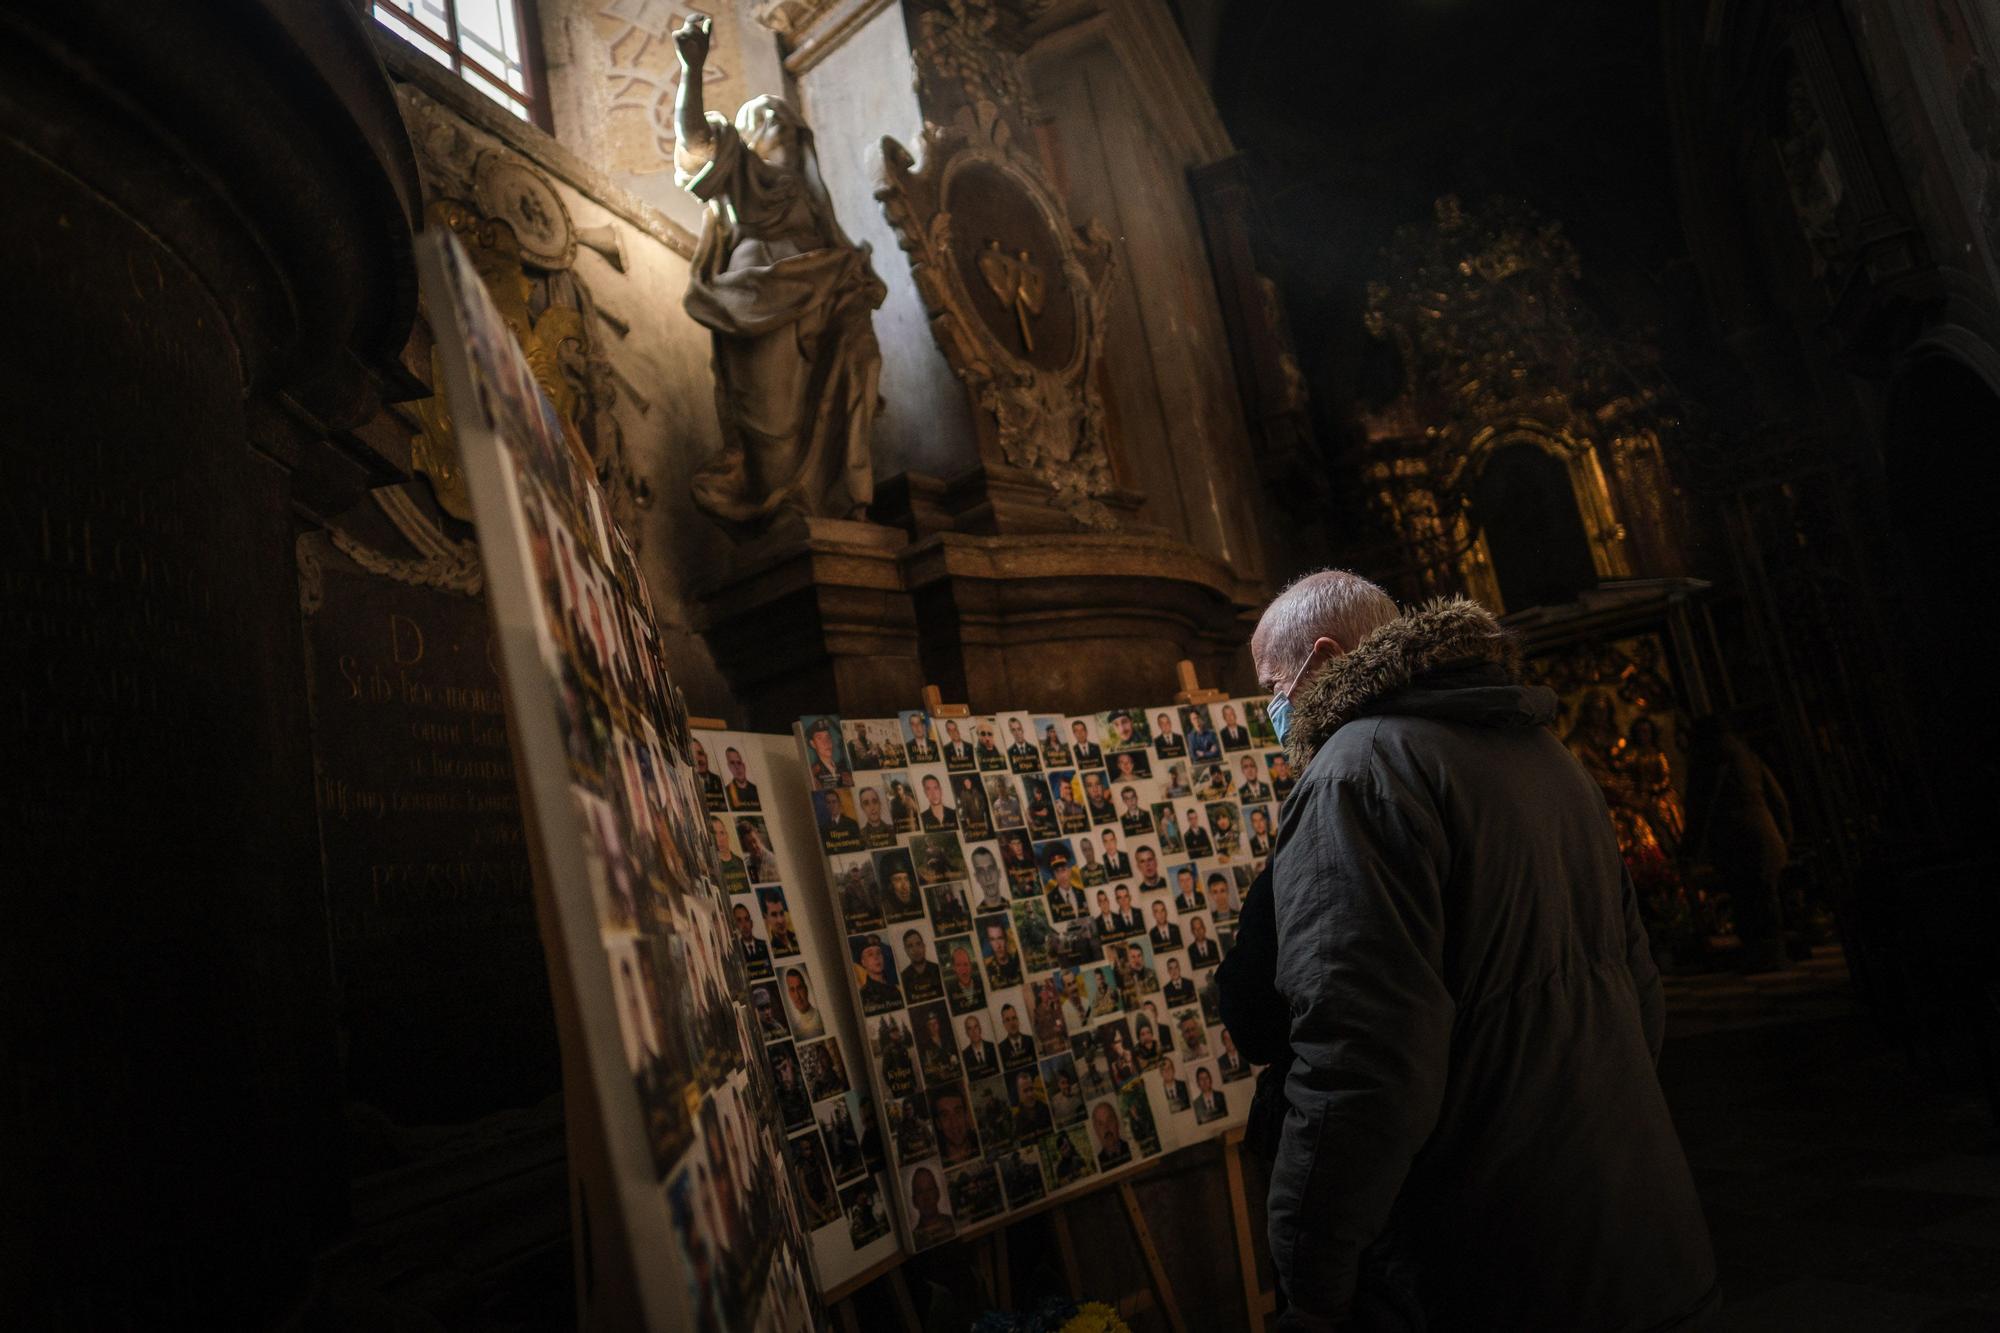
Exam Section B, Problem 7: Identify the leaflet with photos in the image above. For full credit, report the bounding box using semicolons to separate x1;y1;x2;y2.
696;729;903;1281
796;702;1282;1248
423;230;817;1332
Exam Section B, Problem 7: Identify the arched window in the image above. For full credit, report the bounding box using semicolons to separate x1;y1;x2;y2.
373;0;548;128
1468;442;1598;612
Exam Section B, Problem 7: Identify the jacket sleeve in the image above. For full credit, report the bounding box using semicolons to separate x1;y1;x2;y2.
1620;863;1665;1064
1217;864;1291;1068
1268;765;1454;1320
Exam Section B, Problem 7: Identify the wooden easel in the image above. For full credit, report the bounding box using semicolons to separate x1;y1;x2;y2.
1172;658;1229;707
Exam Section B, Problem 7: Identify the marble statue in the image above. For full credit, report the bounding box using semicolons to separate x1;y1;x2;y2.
672;14;886;532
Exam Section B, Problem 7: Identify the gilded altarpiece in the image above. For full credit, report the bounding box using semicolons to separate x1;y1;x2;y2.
1357;196;1690;612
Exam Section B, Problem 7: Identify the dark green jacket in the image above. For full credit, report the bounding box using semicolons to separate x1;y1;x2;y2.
1269;599;1717;1331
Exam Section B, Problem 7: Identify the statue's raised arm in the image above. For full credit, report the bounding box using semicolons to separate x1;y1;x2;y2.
672;14;714;170
670;25;887;534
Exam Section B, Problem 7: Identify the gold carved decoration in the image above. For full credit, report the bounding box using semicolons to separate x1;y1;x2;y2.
1360;195;1687;609
880;1;1120;527
412;197;590;520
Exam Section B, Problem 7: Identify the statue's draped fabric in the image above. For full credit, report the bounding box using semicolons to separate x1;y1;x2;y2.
680;111;886;529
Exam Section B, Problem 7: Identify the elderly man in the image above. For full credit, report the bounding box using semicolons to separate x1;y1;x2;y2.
1250;570;1715;1331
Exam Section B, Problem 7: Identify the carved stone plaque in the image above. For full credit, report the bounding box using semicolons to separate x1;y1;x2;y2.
302;540;558;1124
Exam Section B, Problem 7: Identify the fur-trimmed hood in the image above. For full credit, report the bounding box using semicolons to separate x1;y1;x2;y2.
1285;596;1552;771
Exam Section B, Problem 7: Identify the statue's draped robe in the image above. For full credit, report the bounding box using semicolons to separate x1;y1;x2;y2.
679;113;886;527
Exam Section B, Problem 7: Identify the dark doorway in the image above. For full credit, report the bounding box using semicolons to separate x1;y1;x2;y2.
1884;353;2000;821
1470;442;1599;612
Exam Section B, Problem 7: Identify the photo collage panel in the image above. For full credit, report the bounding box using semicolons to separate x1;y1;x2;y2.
425;230;817;1332
796;701;1282;1249
695;729;900;1276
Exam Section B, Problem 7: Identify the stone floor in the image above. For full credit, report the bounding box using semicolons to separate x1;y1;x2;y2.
1658;947;2000;1330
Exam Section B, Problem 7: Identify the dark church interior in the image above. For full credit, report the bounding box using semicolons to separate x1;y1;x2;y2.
6;0;2000;1328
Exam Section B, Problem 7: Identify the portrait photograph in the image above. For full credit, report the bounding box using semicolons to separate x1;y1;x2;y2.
968;843;1010;915
799;1036;850;1103
900;709;940;765
937;935;989;1014
887;1090;934;1158
720;741;763;811
928;1081;982;1167
1180;704;1221;763
910;830;966;885
924;879;974;936
940;717;977;773
1216;702;1253;752
904;1162;957;1249
883;772;920;833
953;772;993;839
1028;975;1072;1053
874;848;926;922
893;926;945;1004
1020;774;1059;839
1000;711;1042;773
1150;710;1185;759
730;898;774;980
1098;707;1150;752
998;1147;1048;1209
758;886;801;958
915;769;958;832
781;965;826;1042
840;1179;893;1249
785;1129;842;1230
1048;769;1089;835
1011;898;1056;973
1109;936;1161;1002
748;980;790;1043
1087;1099;1133;1171
1174;1008;1210;1060
1193;762;1234;801
1053;918;1100;969
853;781;897;850
813;786;863;854
1094;1016;1140;1087
766;1040;813;1130
1206;800;1243;857
1185;912;1222;970
970;1074;1016;1153
847;931;903;1015
986;774;1026;830
1160;952;1196;1008
910;1001;961;1087
800;714;852;790
997;828;1038;896
830;851;884;934
1242;697;1278;746
1119;1082;1163;1157
1035;715;1070;769
978;914;1024;989
1041;1122;1098;1189
1068;1028;1115;1098
1150;802;1183;853
1064;715;1104;769
1041;1053;1086;1126
735;815;781;886
1007;1066;1055;1142
1190;1064;1230;1125
948;1160;1006;1224
974;720;1007;772
884;1012;920;1096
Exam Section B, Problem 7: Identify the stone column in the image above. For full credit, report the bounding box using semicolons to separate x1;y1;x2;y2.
0;1;419;1322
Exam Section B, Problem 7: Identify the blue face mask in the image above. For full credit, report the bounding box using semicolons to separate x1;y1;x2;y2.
1268;693;1292;745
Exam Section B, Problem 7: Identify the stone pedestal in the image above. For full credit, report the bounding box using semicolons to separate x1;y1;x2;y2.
699;515;928;728
900;529;1257;713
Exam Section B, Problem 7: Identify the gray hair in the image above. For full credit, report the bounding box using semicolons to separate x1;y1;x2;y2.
1251;569;1399;682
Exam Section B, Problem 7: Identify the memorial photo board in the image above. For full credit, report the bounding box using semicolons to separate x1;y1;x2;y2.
420;230;819;1331
796;700;1284;1248
695;728;905;1290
